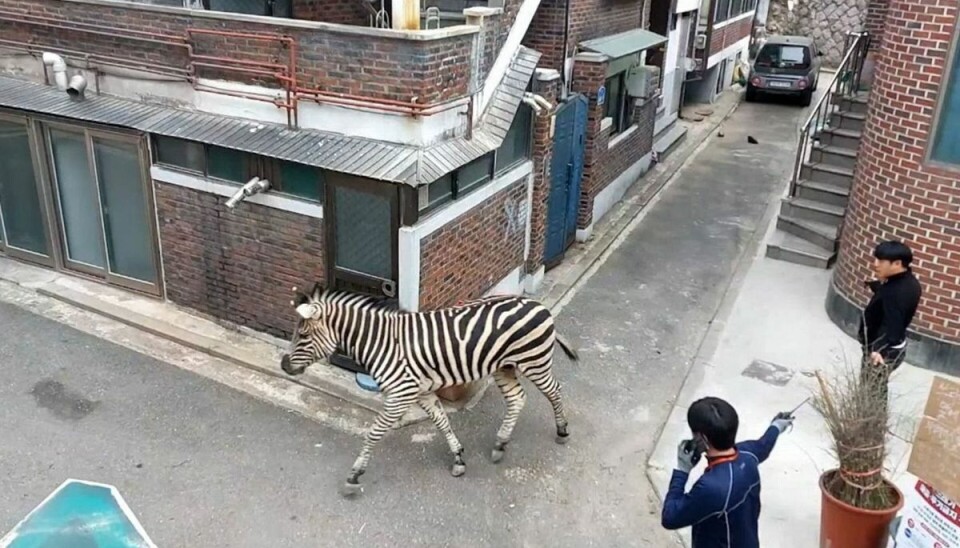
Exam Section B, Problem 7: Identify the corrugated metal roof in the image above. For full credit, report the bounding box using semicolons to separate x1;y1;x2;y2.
417;46;541;184
580;29;668;59
0;46;540;186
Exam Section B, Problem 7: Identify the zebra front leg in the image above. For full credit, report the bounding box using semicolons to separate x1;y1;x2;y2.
417;392;467;477
491;367;526;463
341;390;416;497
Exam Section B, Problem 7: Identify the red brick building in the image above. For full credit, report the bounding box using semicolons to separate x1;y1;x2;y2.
683;0;757;103
0;0;541;339
827;0;960;373
0;0;680;347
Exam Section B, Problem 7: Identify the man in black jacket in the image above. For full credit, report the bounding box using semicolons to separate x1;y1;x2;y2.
859;241;922;403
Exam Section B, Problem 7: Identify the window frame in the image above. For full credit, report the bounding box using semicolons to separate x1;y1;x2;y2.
926;21;960;171
494;105;534;176
604;72;633;135
151;136;325;202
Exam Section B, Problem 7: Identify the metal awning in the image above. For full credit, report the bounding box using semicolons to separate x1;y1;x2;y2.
0;46;541;186
580;29;668;59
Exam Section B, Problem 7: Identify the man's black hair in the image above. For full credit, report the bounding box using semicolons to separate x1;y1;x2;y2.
687;397;739;450
873;240;913;267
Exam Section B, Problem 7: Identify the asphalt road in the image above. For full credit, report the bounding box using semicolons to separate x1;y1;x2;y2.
0;94;807;548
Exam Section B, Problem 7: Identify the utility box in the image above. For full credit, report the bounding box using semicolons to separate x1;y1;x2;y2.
626;65;661;99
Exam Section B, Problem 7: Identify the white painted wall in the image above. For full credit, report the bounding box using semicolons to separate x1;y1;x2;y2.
676;0;700;12
398;161;533;311
659;23;682;127
576;151;653;241
0;53;466;146
706;35;751;72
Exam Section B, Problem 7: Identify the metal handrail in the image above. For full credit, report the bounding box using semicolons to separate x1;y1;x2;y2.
789;31;871;198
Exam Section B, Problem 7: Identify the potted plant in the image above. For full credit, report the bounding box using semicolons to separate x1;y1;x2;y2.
813;359;904;548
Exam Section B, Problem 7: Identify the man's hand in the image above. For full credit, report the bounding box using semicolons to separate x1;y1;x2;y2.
869;351;885;366
676;440;699;473
771;412;795;433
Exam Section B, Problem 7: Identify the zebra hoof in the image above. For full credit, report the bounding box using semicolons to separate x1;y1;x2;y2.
555;432;570;445
491;448;505;463
451;463;466;477
339;481;363;498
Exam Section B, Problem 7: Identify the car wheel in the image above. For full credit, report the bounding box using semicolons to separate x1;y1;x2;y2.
746;85;758;102
799;89;813;107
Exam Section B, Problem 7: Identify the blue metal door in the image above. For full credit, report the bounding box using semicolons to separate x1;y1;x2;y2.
544;94;587;268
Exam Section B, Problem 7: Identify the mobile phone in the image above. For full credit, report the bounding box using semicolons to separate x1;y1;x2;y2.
681;438;706;466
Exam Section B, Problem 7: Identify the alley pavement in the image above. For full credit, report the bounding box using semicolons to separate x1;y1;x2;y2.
0;92;810;547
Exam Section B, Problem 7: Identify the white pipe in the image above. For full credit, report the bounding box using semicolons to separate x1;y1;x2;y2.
42;52;68;91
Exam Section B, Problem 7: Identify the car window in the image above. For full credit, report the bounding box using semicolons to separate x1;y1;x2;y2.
756;44;811;69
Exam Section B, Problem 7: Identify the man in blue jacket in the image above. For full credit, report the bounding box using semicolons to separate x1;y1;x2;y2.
661;397;794;547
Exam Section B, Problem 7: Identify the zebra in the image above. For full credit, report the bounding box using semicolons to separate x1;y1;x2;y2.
280;284;578;496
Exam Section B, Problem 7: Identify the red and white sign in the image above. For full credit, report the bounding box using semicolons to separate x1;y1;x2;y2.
895;480;960;548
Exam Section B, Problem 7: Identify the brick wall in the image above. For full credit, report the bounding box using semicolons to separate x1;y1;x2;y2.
524;0;647;73
155;182;325;338
2;0;474;104
709;13;754;63
865;0;889;46
526;73;561;273
419;177;529;309
293;0;368;26
571;55;657;229
834;0;960;344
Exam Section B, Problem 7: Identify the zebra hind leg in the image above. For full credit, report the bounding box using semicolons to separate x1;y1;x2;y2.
341;389;417;497
521;364;569;444
417;392;467;477
490;367;527;463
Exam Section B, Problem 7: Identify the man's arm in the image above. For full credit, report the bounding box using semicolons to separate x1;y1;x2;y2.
736;425;781;463
661;471;722;530
876;295;908;360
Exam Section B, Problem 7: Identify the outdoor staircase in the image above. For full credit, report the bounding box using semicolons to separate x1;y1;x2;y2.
765;32;871;269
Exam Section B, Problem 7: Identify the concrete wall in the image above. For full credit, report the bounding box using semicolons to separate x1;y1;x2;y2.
765;0;867;67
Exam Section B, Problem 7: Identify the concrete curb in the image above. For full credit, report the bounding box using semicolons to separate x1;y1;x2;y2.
539;95;744;313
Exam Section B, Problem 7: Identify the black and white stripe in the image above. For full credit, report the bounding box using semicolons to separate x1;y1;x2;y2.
280;285;578;495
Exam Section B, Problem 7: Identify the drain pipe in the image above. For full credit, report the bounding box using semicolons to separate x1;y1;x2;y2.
42;52;68;91
225;177;271;209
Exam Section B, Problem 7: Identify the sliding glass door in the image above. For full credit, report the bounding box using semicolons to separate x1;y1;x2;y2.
46;124;160;293
0;117;52;262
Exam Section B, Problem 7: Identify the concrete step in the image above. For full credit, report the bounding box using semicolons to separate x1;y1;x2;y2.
654;122;688;159
810;143;858;170
796;179;851;207
765;230;837;269
801;162;855;187
777;215;840;251
833;92;869;114
780;196;845;226
819;127;862;149
833;110;866;132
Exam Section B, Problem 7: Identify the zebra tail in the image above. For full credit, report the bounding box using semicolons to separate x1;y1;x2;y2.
555;333;580;363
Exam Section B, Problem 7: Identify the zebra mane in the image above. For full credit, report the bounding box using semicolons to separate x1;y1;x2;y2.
313;288;402;313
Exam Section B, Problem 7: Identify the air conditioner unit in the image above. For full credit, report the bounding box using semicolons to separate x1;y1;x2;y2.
695;33;707;50
626;65;661;99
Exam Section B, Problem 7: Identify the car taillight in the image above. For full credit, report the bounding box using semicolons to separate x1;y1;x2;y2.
796;78;808;89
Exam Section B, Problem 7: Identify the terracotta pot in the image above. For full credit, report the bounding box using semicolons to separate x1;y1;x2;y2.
819;469;904;548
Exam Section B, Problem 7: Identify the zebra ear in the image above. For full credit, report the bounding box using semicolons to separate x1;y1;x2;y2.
296;303;319;320
310;282;324;299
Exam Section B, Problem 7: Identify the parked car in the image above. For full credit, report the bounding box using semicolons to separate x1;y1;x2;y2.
747;35;823;106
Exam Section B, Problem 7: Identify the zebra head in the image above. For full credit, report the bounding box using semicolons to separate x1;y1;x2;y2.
280;284;337;376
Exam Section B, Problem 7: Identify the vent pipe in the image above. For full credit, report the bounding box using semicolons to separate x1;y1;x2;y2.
42;53;68;91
